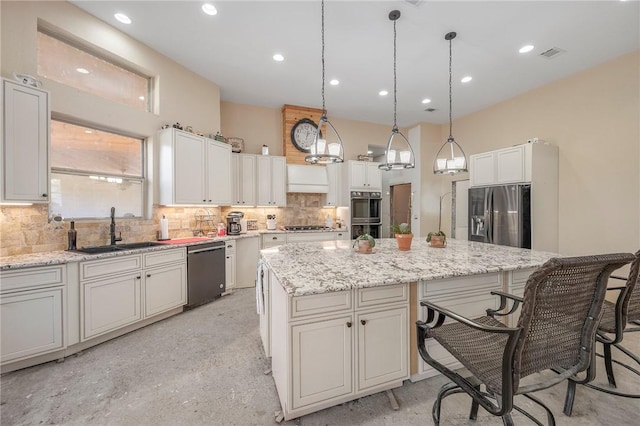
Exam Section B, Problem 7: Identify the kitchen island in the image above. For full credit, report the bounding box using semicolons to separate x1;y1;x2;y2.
259;238;558;421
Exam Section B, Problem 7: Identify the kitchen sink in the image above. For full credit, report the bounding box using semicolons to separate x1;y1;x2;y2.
74;242;163;254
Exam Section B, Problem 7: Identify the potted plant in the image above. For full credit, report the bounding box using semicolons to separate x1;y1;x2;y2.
427;230;446;248
391;223;413;251
353;233;375;254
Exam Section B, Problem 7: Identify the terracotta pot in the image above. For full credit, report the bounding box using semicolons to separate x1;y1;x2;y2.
355;239;373;253
429;235;446;247
395;234;413;251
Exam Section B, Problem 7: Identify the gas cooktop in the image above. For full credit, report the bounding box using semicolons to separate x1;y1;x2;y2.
284;225;332;231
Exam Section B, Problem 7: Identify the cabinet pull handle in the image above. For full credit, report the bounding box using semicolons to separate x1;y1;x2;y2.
346;322;352;328
136;276;141;280
42;193;48;197
361;320;367;326
146;274;151;278
272;237;277;240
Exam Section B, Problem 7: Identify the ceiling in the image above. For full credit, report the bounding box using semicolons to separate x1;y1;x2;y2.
72;1;639;128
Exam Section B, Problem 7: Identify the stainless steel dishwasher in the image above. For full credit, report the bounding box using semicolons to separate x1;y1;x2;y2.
186;241;226;308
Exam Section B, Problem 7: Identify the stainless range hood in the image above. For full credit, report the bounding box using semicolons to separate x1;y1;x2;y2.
287;165;328;193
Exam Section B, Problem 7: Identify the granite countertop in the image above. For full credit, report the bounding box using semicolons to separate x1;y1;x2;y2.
0;232;261;271
260;238;559;297
258;228;348;234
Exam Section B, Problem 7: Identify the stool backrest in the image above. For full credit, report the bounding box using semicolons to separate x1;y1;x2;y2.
621;250;640;323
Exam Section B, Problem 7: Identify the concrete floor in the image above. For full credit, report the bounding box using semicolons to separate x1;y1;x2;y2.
1;288;639;425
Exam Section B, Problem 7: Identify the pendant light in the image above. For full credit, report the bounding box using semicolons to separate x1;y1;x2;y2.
434;32;468;175
305;0;344;165
379;10;415;172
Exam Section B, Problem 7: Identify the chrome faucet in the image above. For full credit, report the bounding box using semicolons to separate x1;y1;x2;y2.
110;207;122;245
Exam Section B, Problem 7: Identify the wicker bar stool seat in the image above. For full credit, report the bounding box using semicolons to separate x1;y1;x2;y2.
417;253;636;426
564;249;640;415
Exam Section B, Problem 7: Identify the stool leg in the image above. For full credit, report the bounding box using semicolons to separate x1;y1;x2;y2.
469;384;481;420
603;343;617;388
563;380;576;416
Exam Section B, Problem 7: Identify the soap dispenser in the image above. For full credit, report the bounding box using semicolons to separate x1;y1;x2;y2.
67;220;77;251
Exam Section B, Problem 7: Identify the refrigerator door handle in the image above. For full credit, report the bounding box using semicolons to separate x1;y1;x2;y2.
486;187;493;244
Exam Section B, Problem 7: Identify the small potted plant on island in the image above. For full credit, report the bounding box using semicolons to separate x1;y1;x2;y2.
391;223;413;251
353;233;375;254
427;231;446;248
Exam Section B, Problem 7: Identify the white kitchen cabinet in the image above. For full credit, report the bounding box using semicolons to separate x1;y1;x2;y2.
1;79;50;203
0;265;66;365
356;306;408;391
291;315;354;409
236;236;260;289
261;233;286;249
469;152;495;187
348;161;382;191
324;163;344;207
286;232;336;243
257;155;286;206
82;271;142;340
335;231;350;240
143;263;187;318
225;239;236;291
158;128;231;205
415;273;501;381
231;153;256;206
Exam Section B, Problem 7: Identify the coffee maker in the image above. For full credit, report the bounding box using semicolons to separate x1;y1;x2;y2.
226;211;244;235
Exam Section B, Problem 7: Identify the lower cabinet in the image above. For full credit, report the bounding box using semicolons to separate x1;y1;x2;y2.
144;263;187;318
270;269;409;420
225;240;236;291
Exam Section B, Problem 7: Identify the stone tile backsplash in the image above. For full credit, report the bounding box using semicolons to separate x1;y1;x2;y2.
0;194;336;257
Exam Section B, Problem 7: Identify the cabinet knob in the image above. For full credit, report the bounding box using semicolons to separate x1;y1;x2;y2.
146;274;151;278
226;256;230;259
42;193;48;197
346;322;352;328
361;320;367;326
272;237;277;240
203;199;206;202
227;245;232;248
136;276;141;280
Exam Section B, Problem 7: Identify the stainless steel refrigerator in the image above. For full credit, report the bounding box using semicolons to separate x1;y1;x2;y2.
468;184;531;249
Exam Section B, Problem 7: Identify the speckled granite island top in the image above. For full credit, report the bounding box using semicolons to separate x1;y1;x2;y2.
260;238;559;296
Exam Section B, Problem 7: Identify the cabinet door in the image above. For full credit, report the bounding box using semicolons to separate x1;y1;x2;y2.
496;146;525;183
239;154;256;206
256;156;271;206
325;163;342;206
270;156;287;206
365;163;382;191
470;152;496;187
349;161;367;189
174;131;206;204
82;273;142;340
225;252;236;291
144;264;186;318
207;139;232;205
1;287;63;363
356;306;408;391
2;80;49;202
291;315;353;409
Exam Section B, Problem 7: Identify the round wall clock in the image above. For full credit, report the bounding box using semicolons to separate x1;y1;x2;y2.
290;118;321;152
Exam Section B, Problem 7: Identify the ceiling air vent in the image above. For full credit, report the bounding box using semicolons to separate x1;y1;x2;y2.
539;47;566;59
424;108;436;112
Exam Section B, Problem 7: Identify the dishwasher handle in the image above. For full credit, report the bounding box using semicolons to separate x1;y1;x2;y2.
188;245;225;254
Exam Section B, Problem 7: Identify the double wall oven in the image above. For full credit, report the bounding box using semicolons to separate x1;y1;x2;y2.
350;191;382;239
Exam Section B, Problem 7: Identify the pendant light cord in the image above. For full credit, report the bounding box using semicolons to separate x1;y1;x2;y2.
393;18;398;130
321;0;326;114
448;36;453;139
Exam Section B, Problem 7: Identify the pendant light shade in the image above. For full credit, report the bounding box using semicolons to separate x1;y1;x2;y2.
379;10;415;172
305;0;344;165
434;32;468;175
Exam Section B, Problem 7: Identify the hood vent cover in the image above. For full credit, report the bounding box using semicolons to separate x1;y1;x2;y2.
287;164;329;193
540;47;566;59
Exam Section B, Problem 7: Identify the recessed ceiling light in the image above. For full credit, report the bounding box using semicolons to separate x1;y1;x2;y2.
421;98;431;104
201;3;218;15
114;13;131;24
519;45;534;54
76;68;89;74
461;76;473;83
273;53;284;62
329;79;339;86
379;90;388;96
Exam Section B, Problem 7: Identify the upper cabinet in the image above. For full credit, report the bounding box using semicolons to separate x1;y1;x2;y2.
1;79;50;203
348;161;382;191
256;156;286;207
231;154;256;206
469;143;557;188
158;128;231;205
324;163;344;207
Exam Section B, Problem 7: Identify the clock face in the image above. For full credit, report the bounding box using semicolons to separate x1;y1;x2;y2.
291;118;321;152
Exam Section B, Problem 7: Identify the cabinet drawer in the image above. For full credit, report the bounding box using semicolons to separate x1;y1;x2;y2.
81;255;142;280
287;232;335;243
420;273;501;301
356;284;408;309
1;265;66;293
290;291;352;320
144;248;185;268
225;240;236;253
262;234;286;248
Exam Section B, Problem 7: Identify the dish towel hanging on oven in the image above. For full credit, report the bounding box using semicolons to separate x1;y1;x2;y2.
256;258;267;315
